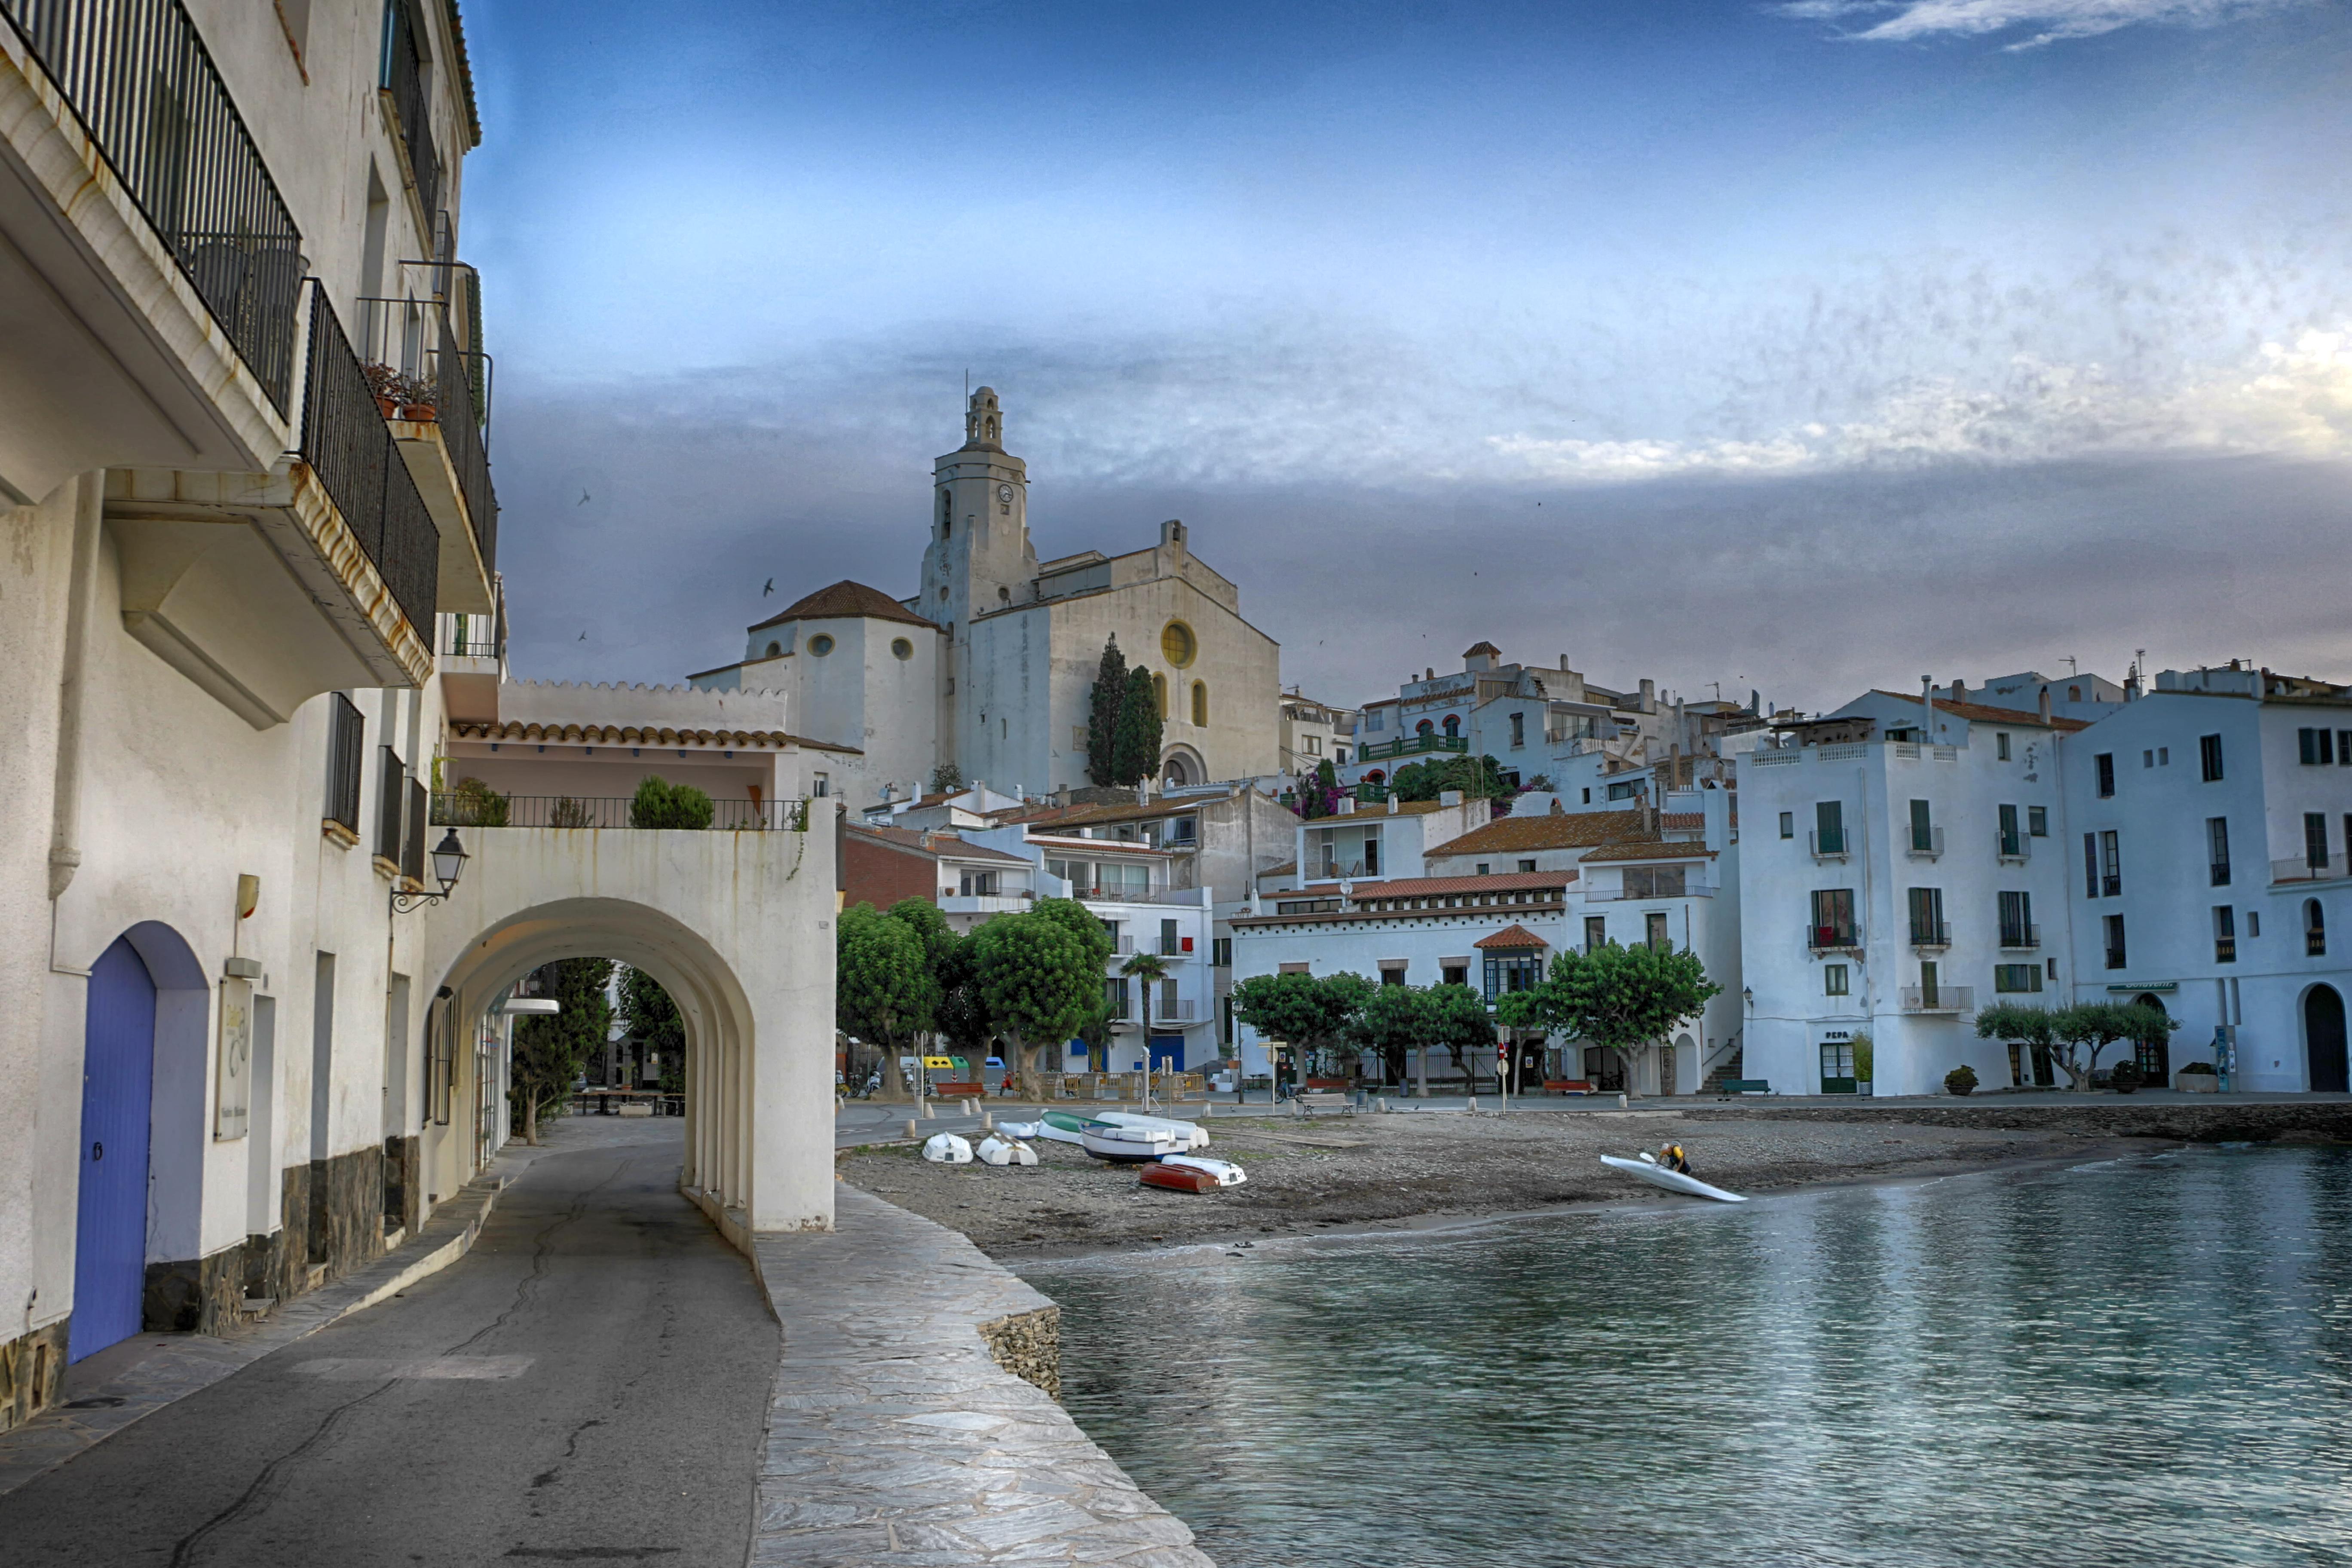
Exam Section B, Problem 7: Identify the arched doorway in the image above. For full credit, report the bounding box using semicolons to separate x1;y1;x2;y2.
73;938;156;1361
1159;746;1203;789
2307;985;2348;1093
2131;992;2171;1084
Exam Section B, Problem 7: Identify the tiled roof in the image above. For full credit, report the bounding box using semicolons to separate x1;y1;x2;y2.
1660;812;1704;830
1426;809;1643;856
1462;640;1503;658
1303;800;1451;822
1023;833;1179;858
998;790;1237;830
1870;690;2093;733
1327;870;1575;899
1474;923;1549;949
1577;840;1716;862
848;824;1029;863
749;580;940;633
450;720;860;754
1258;860;1297;876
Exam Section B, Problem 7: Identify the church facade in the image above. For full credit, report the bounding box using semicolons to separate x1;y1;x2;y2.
691;389;1280;805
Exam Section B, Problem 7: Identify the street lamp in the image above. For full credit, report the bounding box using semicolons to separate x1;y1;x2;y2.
391;829;469;913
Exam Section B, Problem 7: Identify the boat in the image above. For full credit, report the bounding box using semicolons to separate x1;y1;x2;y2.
1139;1163;1221;1194
1161;1154;1246;1187
1599;1153;1748;1203
1019;1111;1096;1147
974;1134;1038;1167
1095;1112;1210;1150
922;1133;973;1164
1080;1123;1186;1162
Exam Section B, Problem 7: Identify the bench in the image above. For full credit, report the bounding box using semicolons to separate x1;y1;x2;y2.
930;1081;983;1098
1716;1079;1771;1096
1544;1080;1596;1096
1292;1090;1353;1115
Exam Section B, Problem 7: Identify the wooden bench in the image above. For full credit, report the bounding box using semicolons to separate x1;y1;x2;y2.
1292;1090;1353;1115
1544;1080;1596;1096
1717;1079;1771;1096
930;1081;983;1098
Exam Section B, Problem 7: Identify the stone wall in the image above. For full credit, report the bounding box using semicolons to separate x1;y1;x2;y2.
305;1145;386;1279
977;1305;1061;1401
0;1321;67;1434
1684;1102;2352;1142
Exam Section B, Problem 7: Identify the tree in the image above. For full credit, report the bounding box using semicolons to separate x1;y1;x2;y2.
1976;1002;2060;1084
1296;759;1343;820
510;958;614;1144
1121;950;1170;1047
1231;971;1374;1084
1429;982;1501;1089
974;910;1106;1098
836;904;937;1098
1389;753;1510;802
1112;665;1162;787
1350;984;1433;1086
617;965;685;1093
1085;637;1130;787
1525;942;1720;1097
930;760;964;795
630;775;714;829
932;930;995;1061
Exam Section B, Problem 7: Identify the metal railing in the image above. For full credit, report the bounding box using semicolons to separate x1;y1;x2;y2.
2215;937;2237;963
1357;734;1469;762
354;289;498;576
1809;829;1847;861
1909;920;1951;948
1997;830;2030;862
375;747;407;862
301;286;439;629
2;0;303;410
430;793;810;830
325;693;364;832
1808;926;1862;952
1999;923;2042;951
2275;854;2348;884
382;0;440;222
1900;985;1973;1014
1906;825;1944;860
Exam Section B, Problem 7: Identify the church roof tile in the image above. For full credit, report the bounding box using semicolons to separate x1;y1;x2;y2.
748;580;941;633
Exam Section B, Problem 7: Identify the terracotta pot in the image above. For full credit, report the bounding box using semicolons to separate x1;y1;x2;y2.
401;403;437;421
375;394;400;418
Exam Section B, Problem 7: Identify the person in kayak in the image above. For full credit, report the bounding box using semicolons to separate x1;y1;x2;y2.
1658;1143;1693;1175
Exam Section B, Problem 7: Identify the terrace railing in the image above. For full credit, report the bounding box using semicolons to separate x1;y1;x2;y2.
381;0;439;222
356;282;498;575
3;0;304;408
432;794;811;831
300;284;439;629
1357;734;1470;762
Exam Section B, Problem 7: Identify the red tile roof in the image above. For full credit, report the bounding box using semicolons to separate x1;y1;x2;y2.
450;720;859;753
1576;840;1715;862
749;580;940;633
1870;690;2092;733
1427;809;1643;856
1474;923;1549;949
1328;870;1574;899
848;824;1029;863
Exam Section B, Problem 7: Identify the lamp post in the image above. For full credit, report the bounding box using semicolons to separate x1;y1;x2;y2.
391;829;469;913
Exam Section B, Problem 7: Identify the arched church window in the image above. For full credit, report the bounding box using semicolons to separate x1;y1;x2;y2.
766;642;781;658
1153;671;1168;719
1192;681;1208;727
2310;899;2327;957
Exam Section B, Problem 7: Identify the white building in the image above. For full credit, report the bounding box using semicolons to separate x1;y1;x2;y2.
2055;664;2352;1091
1738;694;2085;1097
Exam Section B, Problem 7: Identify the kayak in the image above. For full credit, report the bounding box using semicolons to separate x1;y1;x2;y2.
1080;1124;1187;1162
1096;1112;1210;1150
1599;1153;1747;1203
1161;1154;1247;1187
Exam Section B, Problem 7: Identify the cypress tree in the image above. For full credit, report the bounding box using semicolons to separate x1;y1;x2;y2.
1112;665;1162;786
1086;637;1128;787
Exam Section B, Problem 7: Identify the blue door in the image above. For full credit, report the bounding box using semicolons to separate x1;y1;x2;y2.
72;938;156;1362
1148;1035;1185;1072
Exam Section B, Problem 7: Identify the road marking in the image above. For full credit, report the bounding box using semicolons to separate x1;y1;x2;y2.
292;1355;535;1380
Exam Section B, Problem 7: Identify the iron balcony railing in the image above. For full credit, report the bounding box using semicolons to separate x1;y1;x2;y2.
1808;925;1863;952
3;0;305;409
381;0;440;223
1999;923;2042;951
431;793;812;831
1357;734;1470;762
325;693;364;832
2215;936;2237;963
1997;830;2030;863
1900;985;1973;1014
1909;920;1951;949
355;285;498;576
301;284;439;629
1906;825;1944;860
1809;829;1848;861
2274;853;2348;884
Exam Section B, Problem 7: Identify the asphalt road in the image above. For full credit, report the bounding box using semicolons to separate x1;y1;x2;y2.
0;1121;778;1567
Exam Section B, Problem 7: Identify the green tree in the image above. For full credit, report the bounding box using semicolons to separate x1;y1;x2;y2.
1976;1003;2058;1084
975;911;1106;1097
1121;950;1171;1046
930;760;964;795
836;903;937;1098
1524;942;1720;1097
932;930;995;1061
617;965;685;1093
510;958;615;1144
1350;983;1433;1085
1389;753;1510;802
1085;637;1130;787
1231;971;1375;1084
630;775;714;829
1430;981;1501;1089
1112;665;1163;787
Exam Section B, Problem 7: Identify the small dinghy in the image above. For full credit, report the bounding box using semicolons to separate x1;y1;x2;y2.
1015;1111;1094;1147
1599;1153;1746;1203
1096;1112;1210;1150
1080;1123;1185;1162
922;1133;974;1164
974;1134;1038;1167
1161;1154;1246;1187
1139;1163;1221;1194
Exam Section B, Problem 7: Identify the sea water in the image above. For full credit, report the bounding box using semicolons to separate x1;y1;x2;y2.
1020;1145;2352;1568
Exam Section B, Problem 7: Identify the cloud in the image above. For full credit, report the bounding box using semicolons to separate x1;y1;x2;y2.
1487;328;2352;481
1779;0;2306;48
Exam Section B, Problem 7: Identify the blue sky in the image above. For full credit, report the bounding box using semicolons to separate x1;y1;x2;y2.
457;0;2352;709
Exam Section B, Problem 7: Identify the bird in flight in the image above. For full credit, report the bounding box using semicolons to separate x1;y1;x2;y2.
579;631;587;640
578;489;591;506
763;579;775;596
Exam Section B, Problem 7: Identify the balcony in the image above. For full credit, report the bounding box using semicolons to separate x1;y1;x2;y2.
439;606;504;723
938;893;1032;919
358;285;498;612
1358;733;1469;762
1999;924;2042;952
2215;937;2237;963
432;793;811;831
1808;926;1863;954
1909;921;1951;950
1905;826;1944;861
1809;830;1849;863
1900;985;1973;1014
2274;854;2348;885
380;0;440;227
1997;831;2031;864
1112;998;1200;1025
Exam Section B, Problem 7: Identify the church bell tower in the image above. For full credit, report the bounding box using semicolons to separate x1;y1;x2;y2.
920;387;1035;772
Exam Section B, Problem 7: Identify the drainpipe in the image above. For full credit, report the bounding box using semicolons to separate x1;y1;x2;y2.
47;472;103;908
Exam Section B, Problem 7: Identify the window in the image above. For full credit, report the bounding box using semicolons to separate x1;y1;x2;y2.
1161;621;1196;668
1645;911;1671;951
1824;965;1849;996
2208;817;2231;885
1482;950;1542;1001
1304;735;1321;756
1608;781;1639;801
813;772;829;798
1192;681;1208;727
1815;801;1845;855
2342;732;2352;766
1994;964;2043;993
2027;805;2048;837
2306;813;2331;872
1362;833;1381;876
2100;831;2121;897
1997;732;2012;761
2095;753;2115;797
1583;789;1592;804
1584;916;1607;953
1210;937;1231;968
1519;859;1536;873
2104;913;2127;970
1381;966;1406;986
1819;1040;1855;1087
1625;866;1687;899
1510;712;1525;749
2143;750;2154;769
2308;899;2327;958
2159;747;2169;766
1998;804;2022;858
1442;964;1468;986
809;634;834;656
2299;728;2336;766
1154;671;1167;718
1104;978;1131;1019
1908;886;1946;945
891;637;914;660
765;641;782;657
2214;906;2236;964
2248;911;2261;938
1999;890;2034;949
1473;862;1491;876
1909;799;1933;853
1366;710;1385;732
1779;812;1795;840
2201;734;2224;781
325;693;364;833
957;870;997;897
1443;714;1461;737
2083;833;2097;897
375;745;407;863
1810;888;1858;948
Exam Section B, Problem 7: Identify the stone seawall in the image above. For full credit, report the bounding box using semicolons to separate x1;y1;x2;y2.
1686;1101;2352;1142
748;1185;1213;1566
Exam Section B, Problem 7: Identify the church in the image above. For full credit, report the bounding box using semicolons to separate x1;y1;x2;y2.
688;389;1281;806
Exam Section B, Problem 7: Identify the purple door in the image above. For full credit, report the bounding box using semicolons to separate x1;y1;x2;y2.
72;937;155;1361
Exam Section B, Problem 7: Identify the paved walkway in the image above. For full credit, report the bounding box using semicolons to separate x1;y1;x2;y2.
749;1185;1215;1567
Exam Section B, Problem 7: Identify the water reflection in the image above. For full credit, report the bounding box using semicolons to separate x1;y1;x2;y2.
1021;1146;2352;1568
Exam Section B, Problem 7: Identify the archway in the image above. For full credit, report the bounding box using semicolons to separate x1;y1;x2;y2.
1160;745;1203;789
2131;992;2171;1082
2306;985;2347;1093
1442;714;1460;738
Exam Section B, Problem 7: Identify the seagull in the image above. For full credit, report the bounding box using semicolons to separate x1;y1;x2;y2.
763;578;775;596
578;489;590;506
579;631;587;640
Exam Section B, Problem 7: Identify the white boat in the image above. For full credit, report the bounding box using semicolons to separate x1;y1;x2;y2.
974;1134;1038;1167
1023;1111;1095;1147
922;1133;974;1164
1096;1112;1210;1150
1080;1124;1186;1162
1599;1153;1747;1203
1161;1153;1246;1187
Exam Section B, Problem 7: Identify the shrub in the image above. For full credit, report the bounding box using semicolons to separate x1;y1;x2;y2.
2109;1059;2144;1093
2180;1061;2218;1076
443;776;510;827
1944;1064;1978;1096
630;775;714;829
549;796;595;828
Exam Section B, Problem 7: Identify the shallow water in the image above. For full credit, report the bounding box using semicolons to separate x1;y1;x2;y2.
1019;1146;2352;1568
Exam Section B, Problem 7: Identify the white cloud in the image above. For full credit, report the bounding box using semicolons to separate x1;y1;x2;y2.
1780;0;2303;48
1488;328;2352;482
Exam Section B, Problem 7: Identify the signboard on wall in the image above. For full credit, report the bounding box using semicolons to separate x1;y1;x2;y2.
215;976;252;1140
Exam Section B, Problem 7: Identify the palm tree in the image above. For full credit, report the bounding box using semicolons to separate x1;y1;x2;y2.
1120;951;1172;1098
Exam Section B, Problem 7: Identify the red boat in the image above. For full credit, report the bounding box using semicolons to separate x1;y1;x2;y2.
1139;1163;1220;1194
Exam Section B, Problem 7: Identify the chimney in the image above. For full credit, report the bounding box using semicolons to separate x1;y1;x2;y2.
2038;687;2053;725
1337;796;1355;815
1951;678;1966;702
1136;780;1150;806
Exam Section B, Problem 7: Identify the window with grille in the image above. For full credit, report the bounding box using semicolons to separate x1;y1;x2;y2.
2100;831;2121;897
1999;890;2033;949
325;693;364;832
2214;906;2236;964
1908;887;1946;945
2208;818;2230;885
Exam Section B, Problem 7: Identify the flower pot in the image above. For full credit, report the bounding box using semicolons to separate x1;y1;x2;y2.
374;394;401;419
2174;1072;2219;1093
400;403;437;422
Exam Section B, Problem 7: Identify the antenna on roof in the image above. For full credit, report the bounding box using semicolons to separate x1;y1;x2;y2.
2063;655;2078;677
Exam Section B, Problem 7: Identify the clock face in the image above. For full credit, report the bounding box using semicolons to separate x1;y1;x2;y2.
997;484;1014;504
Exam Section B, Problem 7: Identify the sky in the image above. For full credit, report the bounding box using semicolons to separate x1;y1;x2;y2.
456;0;2352;714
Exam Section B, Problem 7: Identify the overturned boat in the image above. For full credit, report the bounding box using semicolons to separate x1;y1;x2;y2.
1599;1153;1747;1204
